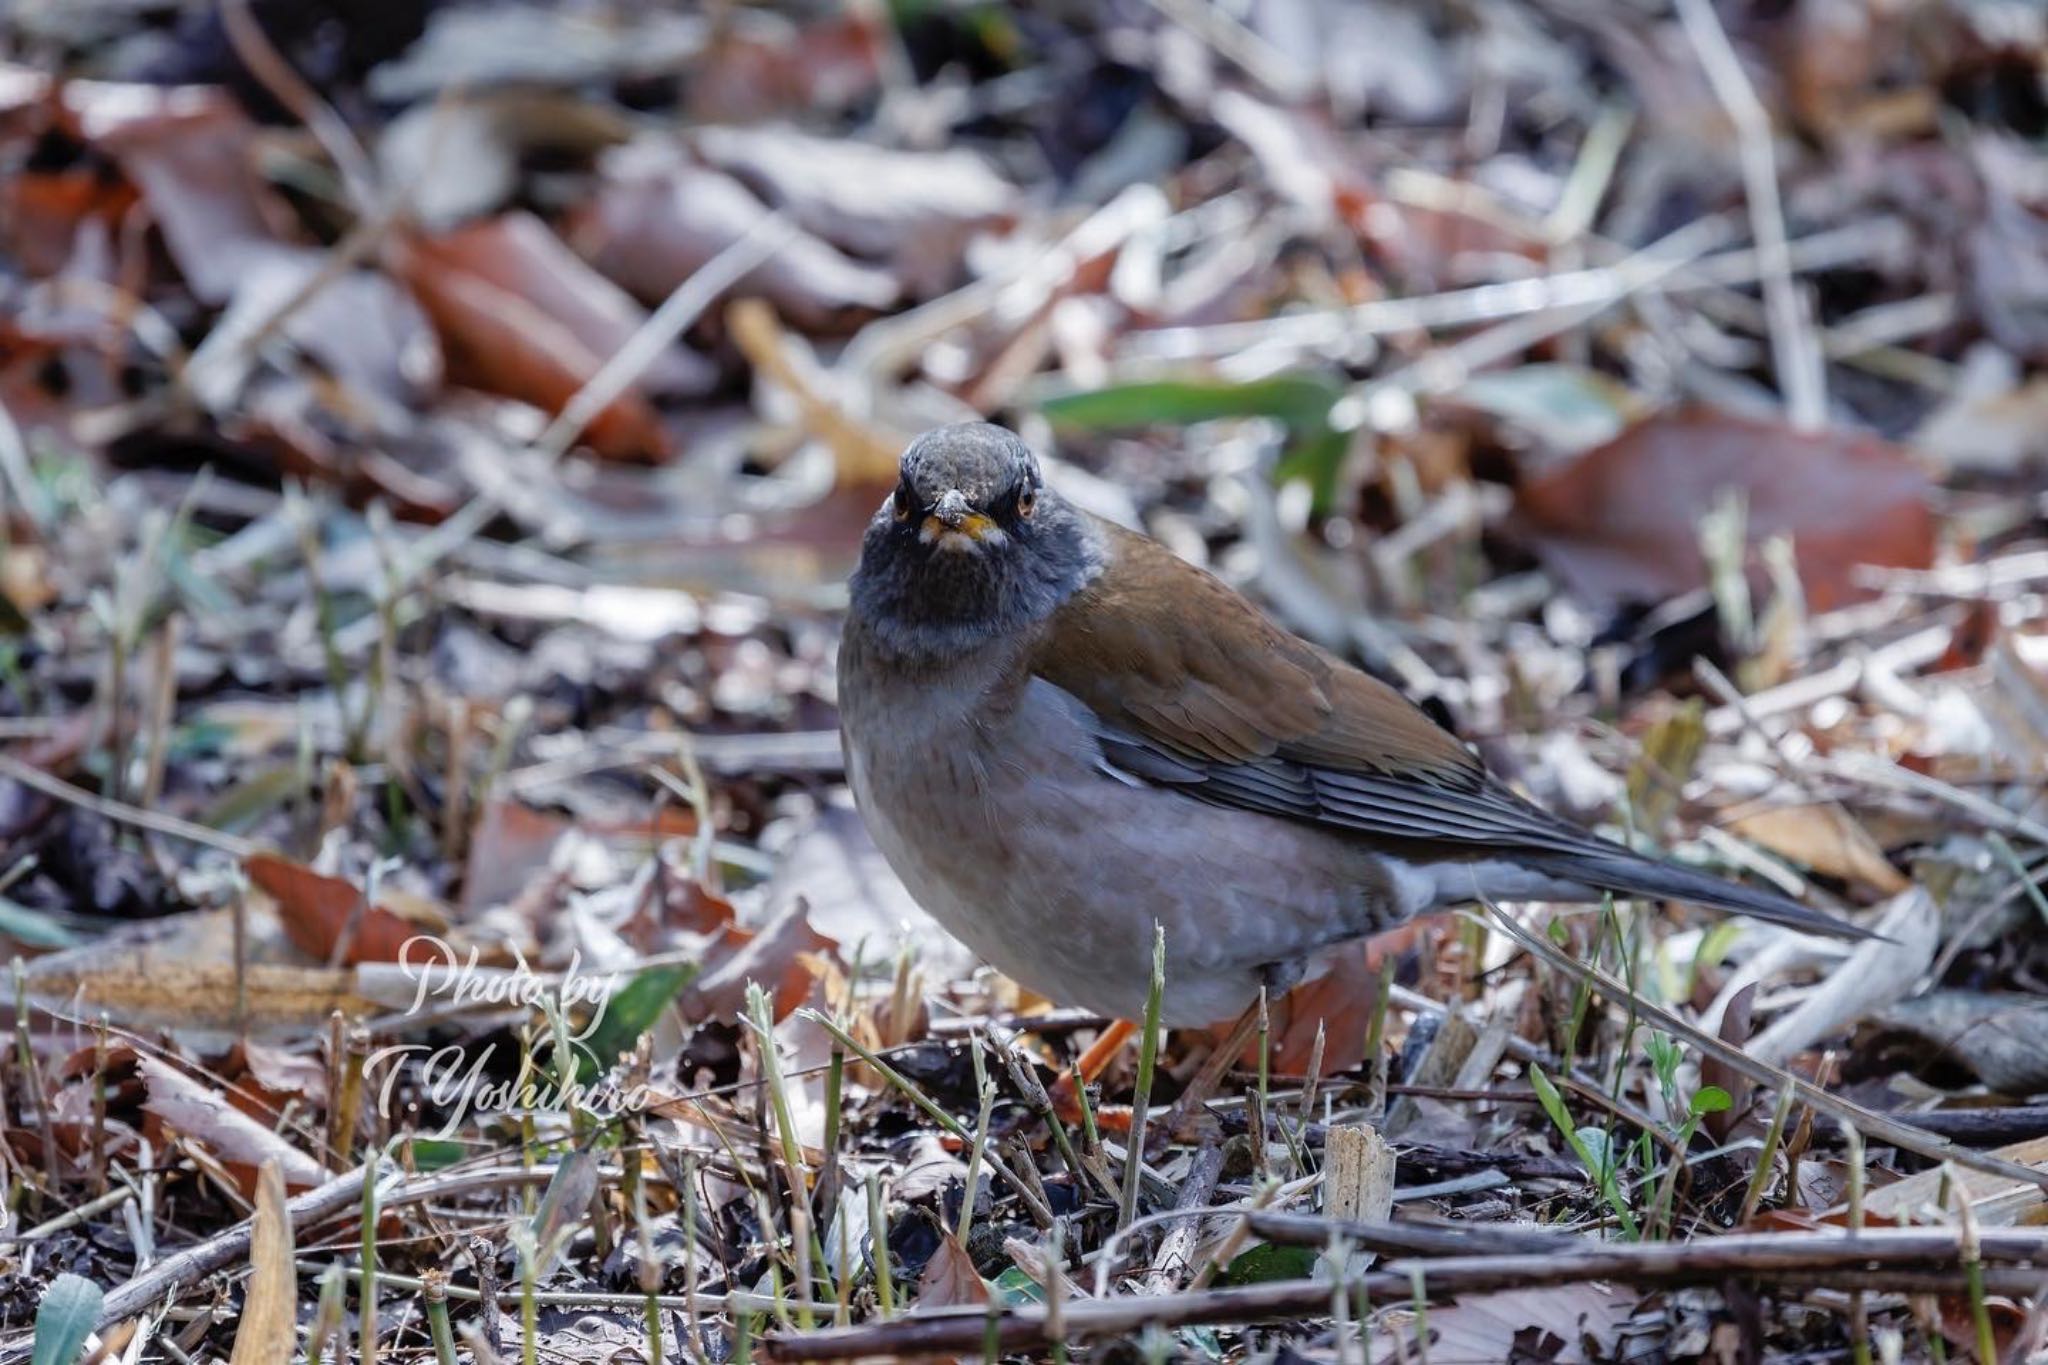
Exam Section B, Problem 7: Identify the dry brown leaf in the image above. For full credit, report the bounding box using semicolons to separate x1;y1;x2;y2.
1515;409;1937;611
246;852;449;967
679;895;837;1026
229;1159;296;1365
915;1231;989;1309
1859;1134;2048;1228
1724;801;1910;894
390;228;670;462
405;212;713;398
1230;919;1426;1073
567;145;897;330
132;1053;330;1194
24;911;378;1038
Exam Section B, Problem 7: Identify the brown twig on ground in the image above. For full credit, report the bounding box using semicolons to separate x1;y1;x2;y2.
1245;1211;1577;1258
89;1160;394;1331
763;1227;2048;1360
1840;1107;2048;1148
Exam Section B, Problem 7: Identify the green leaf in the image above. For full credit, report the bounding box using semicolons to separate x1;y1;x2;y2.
1644;1032;1680;1098
406;1138;470;1170
1529;1066;1639;1240
1527;1064;1574;1138
32;1274;102;1365
991;1266;1046;1306
1039;372;1353;512
0;897;78;949
1574;1125;1617;1182
1690;1085;1735;1117
1040;374;1342;430
573;961;697;1083
1689;920;1744;990
1220;1242;1319;1285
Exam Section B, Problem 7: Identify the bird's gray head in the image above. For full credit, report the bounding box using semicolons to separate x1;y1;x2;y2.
849;423;1100;660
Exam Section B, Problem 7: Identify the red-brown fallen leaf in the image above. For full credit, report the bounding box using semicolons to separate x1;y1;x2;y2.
404;212;713;399
680;897;837;1026
1225;920;1428;1073
1515;409;1938;611
390;227;671;462
245;851;447;967
914;1231;990;1309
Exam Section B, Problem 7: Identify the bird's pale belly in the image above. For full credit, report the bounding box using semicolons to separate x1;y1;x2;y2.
845;677;1408;1025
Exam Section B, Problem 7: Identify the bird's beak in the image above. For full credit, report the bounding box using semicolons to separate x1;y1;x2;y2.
922;489;997;548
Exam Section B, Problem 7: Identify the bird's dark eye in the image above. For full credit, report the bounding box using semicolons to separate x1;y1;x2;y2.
1015;486;1037;519
892;485;914;521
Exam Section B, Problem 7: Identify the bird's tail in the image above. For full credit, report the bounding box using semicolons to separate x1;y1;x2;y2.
1517;848;1882;941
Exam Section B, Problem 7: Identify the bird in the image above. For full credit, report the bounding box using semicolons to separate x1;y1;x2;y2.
838;422;1873;1029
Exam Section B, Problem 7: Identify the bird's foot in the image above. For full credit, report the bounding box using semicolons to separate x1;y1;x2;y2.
1048;1017;1135;1126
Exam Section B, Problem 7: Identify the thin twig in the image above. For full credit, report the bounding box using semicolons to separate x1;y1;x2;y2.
396;213;795;589
92;1160;396;1328
0;754;255;855
1673;0;1827;428
764;1227;2048;1360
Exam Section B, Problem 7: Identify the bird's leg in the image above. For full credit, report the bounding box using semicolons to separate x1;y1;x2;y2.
1048;1017;1136;1126
1161;961;1301;1143
1160;1001;1262;1142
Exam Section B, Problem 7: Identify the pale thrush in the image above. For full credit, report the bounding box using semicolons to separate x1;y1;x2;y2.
838;423;1869;1026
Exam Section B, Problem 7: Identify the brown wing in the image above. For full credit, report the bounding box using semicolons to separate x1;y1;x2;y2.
1029;520;1874;941
1035;519;1482;786
1033;519;1650;855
